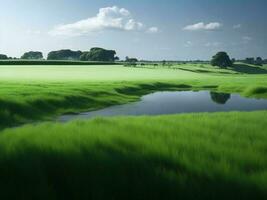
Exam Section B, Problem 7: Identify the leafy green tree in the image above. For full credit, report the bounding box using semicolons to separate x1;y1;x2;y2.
0;54;8;60
21;51;43;60
124;57;138;67
125;57;138;62
47;50;82;60
255;57;263;66
211;52;232;68
231;58;236;64
80;48;116;62
245;57;255;65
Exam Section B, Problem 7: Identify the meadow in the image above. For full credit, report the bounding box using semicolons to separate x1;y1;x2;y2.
1;64;267;128
1;63;267;199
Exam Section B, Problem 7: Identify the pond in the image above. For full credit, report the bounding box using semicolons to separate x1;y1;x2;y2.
58;91;267;122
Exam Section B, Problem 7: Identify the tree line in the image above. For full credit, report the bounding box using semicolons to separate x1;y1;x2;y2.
1;49;266;66
0;47;118;62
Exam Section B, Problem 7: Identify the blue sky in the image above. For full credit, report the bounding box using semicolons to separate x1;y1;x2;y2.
0;0;266;60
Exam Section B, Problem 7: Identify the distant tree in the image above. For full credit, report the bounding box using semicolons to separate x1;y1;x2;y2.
47;49;82;60
255;57;263;66
114;56;120;61
80;48;116;62
0;54;8;60
125;57;138;63
21;51;43;60
210;92;231;104
264;59;267;64
162;60;166;66
245;57;255;65
124;57;138;67
231;58;236;64
211;52;232;68
80;52;89;61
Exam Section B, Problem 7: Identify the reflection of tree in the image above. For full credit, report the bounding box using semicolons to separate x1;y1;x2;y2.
210;92;231;104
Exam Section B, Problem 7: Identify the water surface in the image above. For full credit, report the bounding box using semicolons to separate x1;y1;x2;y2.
59;91;267;122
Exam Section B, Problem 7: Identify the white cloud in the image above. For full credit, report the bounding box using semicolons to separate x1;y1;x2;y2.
205;42;221;47
183;22;222;31
242;36;252;41
125;19;144;31
147;27;159;33
233;24;241;29
49;6;156;36
184;41;193;47
242;36;252;44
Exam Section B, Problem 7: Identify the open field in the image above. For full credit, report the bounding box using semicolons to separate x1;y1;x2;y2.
1;64;267;128
1;112;267;199
1;64;267;199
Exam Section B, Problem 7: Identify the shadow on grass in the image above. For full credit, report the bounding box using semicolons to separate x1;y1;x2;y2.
0;94;118;129
232;64;267;74
177;68;235;75
0;140;265;200
115;82;192;96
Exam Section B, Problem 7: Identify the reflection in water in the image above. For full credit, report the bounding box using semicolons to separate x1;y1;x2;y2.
210;92;231;104
58;91;267;122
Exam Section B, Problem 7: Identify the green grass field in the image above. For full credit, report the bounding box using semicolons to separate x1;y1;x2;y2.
1;63;267;199
1;64;267;128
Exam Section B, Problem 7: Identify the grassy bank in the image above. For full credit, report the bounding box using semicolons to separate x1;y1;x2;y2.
1;64;267;128
0;112;267;199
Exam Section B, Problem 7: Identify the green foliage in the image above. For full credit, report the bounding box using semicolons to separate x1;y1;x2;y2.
242;57;264;66
245;57;255;65
0;60;118;65
80;48;116;61
21;51;43;60
0;54;8;60
211;52;232;68
125;56;138;62
47;49;82;60
1;112;267;199
256;57;263;66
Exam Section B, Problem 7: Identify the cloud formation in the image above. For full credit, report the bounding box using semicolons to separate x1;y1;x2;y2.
147;27;159;33
233;24;242;29
242;36;252;41
49;6;157;36
242;36;252;44
183;22;222;31
204;42;221;47
184;41;193;47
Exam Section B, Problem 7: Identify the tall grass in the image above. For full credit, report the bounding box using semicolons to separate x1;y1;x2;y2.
0;112;267;199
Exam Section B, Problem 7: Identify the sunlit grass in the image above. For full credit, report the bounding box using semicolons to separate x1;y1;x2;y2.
1;64;267;128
